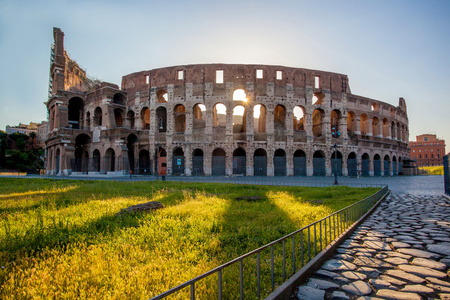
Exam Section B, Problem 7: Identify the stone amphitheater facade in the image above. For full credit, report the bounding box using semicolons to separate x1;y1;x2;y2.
45;28;410;177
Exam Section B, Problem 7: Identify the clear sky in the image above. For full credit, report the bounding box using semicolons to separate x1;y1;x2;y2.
1;0;449;152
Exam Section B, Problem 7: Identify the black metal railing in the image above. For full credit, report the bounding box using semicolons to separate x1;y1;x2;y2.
150;185;388;299
444;155;449;196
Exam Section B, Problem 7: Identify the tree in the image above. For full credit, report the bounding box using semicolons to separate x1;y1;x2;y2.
29;132;36;149
16;138;26;151
0;138;6;168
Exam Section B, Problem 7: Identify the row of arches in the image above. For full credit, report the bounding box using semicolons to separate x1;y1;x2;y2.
55;95;407;144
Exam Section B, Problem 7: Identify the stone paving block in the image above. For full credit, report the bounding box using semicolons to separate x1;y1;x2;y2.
412;257;447;270
400;284;434;296
363;241;391;251
398;264;448;279
441;258;450;267
376;289;421;300
368;278;394;290
341;271;367;280
322;259;357;271
307;278;339;291
397;248;441;259
384;270;425;284
353;256;394;268
330;291;350;300
391;242;411;248
384;251;412;259
426;276;450;287
439;293;450;300
427;283;450;292
341;280;372;296
296;286;325;300
374;253;388;259
357;267;380;278
427;243;450;256
334;254;355;262
383;257;409;265
378;275;407;286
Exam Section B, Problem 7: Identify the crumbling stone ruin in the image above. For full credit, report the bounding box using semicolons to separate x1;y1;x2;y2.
45;28;410;177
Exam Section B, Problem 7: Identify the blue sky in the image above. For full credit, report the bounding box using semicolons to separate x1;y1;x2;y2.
0;0;449;152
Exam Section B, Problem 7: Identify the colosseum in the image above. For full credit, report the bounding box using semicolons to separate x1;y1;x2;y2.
45;28;410;177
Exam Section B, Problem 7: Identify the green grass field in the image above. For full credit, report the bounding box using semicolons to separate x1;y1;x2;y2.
0;178;378;299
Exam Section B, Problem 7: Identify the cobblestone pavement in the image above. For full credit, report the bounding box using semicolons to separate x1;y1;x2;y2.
294;192;450;300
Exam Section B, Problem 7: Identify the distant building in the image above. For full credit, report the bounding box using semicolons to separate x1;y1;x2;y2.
410;134;446;167
36;121;48;149
5;122;40;135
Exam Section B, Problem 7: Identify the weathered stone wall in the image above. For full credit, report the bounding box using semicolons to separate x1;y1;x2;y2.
44;29;410;177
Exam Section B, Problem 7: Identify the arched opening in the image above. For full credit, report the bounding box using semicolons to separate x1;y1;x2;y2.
141;107;150;130
312;109;324;137
371;103;379;112
384;155;391;176
293;150;307;176
68;97;84;129
397;122;401;141
114;108;124;127
92;149;100;172
391;121;396;139
233;105;246;133
113;93;126;105
372;117;380;136
347;152;357;177
172;148;184;175
139;149;150;175
274;149;286;176
331;151;343;176
382;118;389;137
254;149;267;176
212;148;226;176
73;134;90;172
360;114;369;135
193;104;206;129
94;107;102;127
156;107;167;132
392;156;397;176
331;110;341;138
127;134;138;173
347;112;357;133
253;104;266;133
213;103;226;127
312;92;325;105
313;151;325;176
86;112;91;130
274;105;286;130
127;110;135;129
56;148;60;174
156;147;167;175
192;149;204;176
157;90;168;103
373;154;381;177
233;148;246;175
362;153;370;176
105;148;115;172
174;105;186;132
233;89;247;101
293;106;305;131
